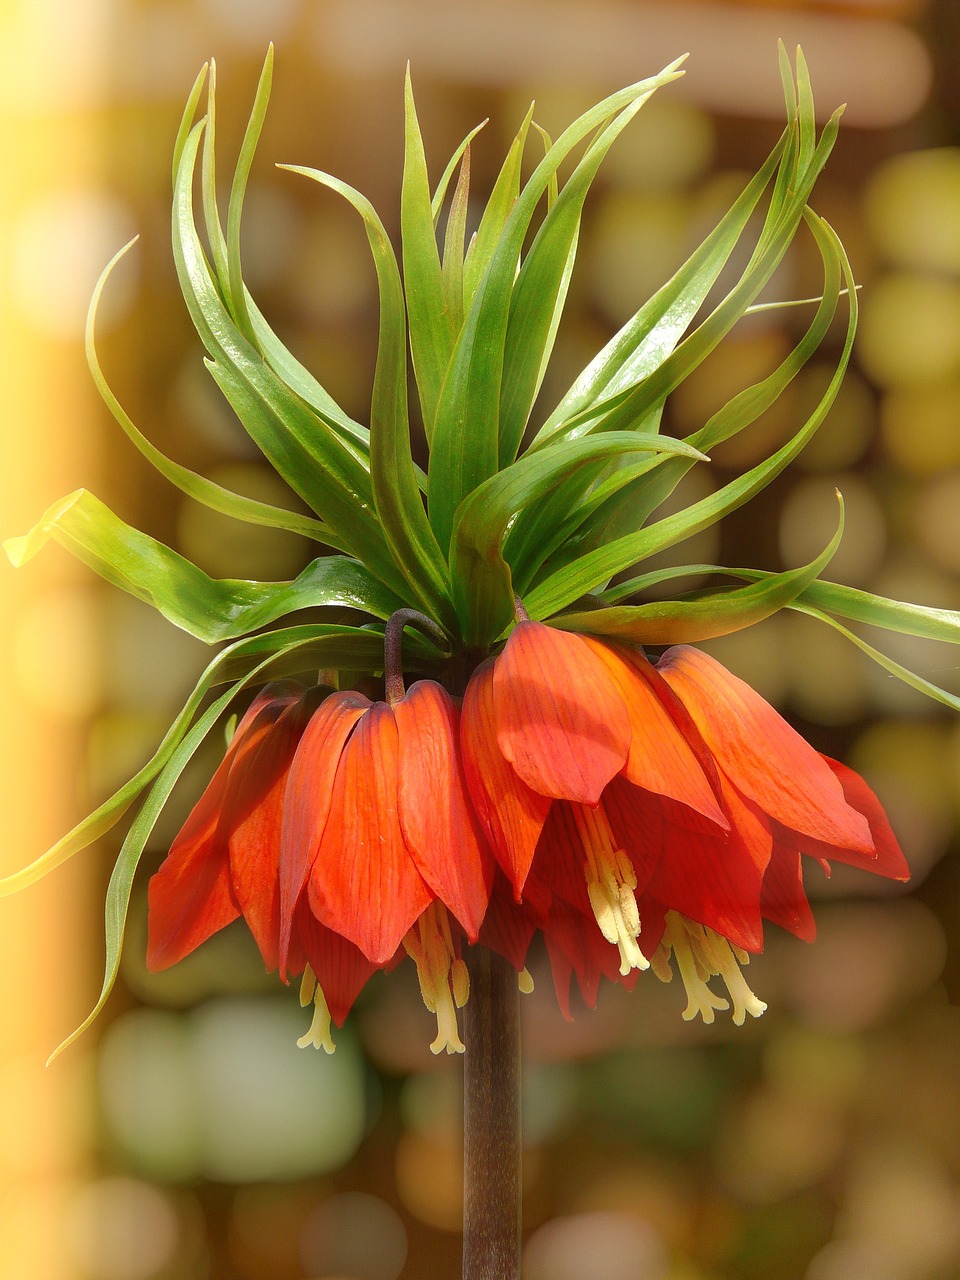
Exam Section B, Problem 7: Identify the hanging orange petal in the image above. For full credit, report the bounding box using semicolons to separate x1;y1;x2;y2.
492;621;631;805
308;703;433;965
278;690;371;972
225;691;320;971
588;640;728;826
658;646;873;853
461;658;551;897
393;680;495;941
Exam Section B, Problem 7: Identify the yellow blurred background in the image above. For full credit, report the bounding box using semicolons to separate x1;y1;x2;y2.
1;1;958;1278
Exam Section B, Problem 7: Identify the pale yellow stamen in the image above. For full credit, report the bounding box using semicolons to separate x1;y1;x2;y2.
403;903;467;1055
518;967;535;994
573;804;648;976
652;911;766;1026
296;965;336;1053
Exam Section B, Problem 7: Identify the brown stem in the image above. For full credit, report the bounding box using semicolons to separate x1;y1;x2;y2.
383;608;448;703
462;948;522;1280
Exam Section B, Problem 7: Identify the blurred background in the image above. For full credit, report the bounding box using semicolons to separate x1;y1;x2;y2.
1;0;959;1277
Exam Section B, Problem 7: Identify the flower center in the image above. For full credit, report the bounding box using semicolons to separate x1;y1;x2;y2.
403;902;470;1054
297;965;336;1053
651;911;767;1025
572;804;648;976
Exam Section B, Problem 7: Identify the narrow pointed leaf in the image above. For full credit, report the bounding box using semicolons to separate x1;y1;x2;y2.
88;242;336;543
525;213;855;619
225;44;273;344
441;143;471;334
429;59;687;552
200;61;230;297
282;164;454;626
5;489;405;642
402;69;454;437
450;431;708;644
431;120;486;224
555;493;844;642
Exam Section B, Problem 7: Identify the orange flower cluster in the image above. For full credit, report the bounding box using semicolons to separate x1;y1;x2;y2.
148;623;908;1052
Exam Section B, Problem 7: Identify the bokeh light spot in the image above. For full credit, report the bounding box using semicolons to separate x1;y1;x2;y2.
523;1211;669;1280
299;1193;407;1280
63;1176;180;1280
190;996;366;1182
881;380;960;476
10;191;137;340
778;474;886;586
865;148;960;276
13;585;104;718
858;273;960;388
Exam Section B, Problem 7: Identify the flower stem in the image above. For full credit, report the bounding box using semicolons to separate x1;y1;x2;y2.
462;947;522;1280
383;608;448;703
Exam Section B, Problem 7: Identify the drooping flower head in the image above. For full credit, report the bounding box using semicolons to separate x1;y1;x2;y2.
3;47;947;1062
462;622;909;1023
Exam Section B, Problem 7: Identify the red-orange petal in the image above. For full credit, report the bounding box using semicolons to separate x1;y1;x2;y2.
225;692;319;971
588;641;727;828
393;680;495;941
294;901;383;1026
461;658;551;897
146;683;303;972
146;835;240;971
492;621;632;805
476;870;541;971
818;756;910;880
278;691;370;972
658;646;874;853
637;775;770;953
308;702;433;965
761;843;817;941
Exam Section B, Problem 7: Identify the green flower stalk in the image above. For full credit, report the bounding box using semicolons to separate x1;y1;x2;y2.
3;43;958;1280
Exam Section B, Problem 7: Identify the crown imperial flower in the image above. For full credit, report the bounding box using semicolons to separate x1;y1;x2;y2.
5;47;949;1072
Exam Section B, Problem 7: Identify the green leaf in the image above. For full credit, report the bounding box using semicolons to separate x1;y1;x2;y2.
172;62;209;186
530;124;788;450
5;489;405;642
461;102;535;305
402;68;455;438
498;96;651;464
555;491;844;642
200;60;230;299
88;241;337;544
431;119;486;225
525;212;855;619
428;59;687;553
450;430;708;645
225;45;274;344
174;124;404;591
280;163;454;627
440;142;471;335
